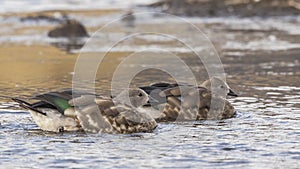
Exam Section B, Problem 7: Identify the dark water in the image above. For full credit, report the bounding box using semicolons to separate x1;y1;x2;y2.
0;11;300;168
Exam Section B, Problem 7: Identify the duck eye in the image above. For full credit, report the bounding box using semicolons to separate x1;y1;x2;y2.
138;93;143;97
58;126;64;132
220;85;224;89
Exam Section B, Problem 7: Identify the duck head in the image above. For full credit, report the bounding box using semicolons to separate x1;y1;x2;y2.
201;77;238;97
114;88;152;108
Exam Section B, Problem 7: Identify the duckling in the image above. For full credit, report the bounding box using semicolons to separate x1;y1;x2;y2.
12;89;157;133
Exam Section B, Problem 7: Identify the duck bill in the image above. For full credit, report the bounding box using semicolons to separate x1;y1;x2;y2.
228;89;238;97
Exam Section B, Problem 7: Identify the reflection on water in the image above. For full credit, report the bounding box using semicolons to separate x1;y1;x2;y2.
0;46;299;168
0;14;300;169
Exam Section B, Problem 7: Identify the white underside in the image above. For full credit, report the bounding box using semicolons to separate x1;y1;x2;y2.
29;109;80;132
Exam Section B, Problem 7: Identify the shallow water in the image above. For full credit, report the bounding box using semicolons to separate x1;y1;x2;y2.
0;5;300;169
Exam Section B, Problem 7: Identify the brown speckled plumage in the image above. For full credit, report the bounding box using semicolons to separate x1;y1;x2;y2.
13;89;157;133
155;86;236;121
140;77;237;122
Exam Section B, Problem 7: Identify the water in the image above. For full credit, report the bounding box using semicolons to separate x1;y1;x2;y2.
0;2;300;169
0;0;155;13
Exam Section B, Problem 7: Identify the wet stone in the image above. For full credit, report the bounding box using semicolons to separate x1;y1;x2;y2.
48;19;89;38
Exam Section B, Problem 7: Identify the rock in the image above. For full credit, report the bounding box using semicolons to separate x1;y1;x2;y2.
48;19;89;38
121;10;136;28
20;15;62;23
148;0;300;17
50;39;85;53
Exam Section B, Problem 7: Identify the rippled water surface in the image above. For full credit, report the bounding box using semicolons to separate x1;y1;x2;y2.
1;4;300;169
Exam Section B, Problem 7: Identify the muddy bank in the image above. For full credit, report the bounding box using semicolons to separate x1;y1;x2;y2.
149;0;300;17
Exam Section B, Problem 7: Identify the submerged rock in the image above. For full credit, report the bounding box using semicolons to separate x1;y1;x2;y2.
48;19;89;38
121;10;136;28
149;0;300;17
20;15;62;23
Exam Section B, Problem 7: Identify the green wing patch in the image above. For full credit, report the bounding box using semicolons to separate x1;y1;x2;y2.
34;92;72;114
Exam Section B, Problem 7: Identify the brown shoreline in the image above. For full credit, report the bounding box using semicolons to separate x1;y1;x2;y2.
0;9;120;18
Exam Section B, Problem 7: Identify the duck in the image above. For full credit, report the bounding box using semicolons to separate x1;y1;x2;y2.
139;77;238;121
12;89;157;133
139;77;237;103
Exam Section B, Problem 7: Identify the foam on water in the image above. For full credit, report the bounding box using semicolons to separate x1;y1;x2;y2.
1;9;300;53
254;86;300;91
224;38;300;51
78;44;204;53
0;0;156;13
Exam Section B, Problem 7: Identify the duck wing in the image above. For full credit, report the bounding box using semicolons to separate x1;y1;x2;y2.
75;97;157;134
32;90;99;114
33;92;72;114
155;86;214;121
11;98;47;116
